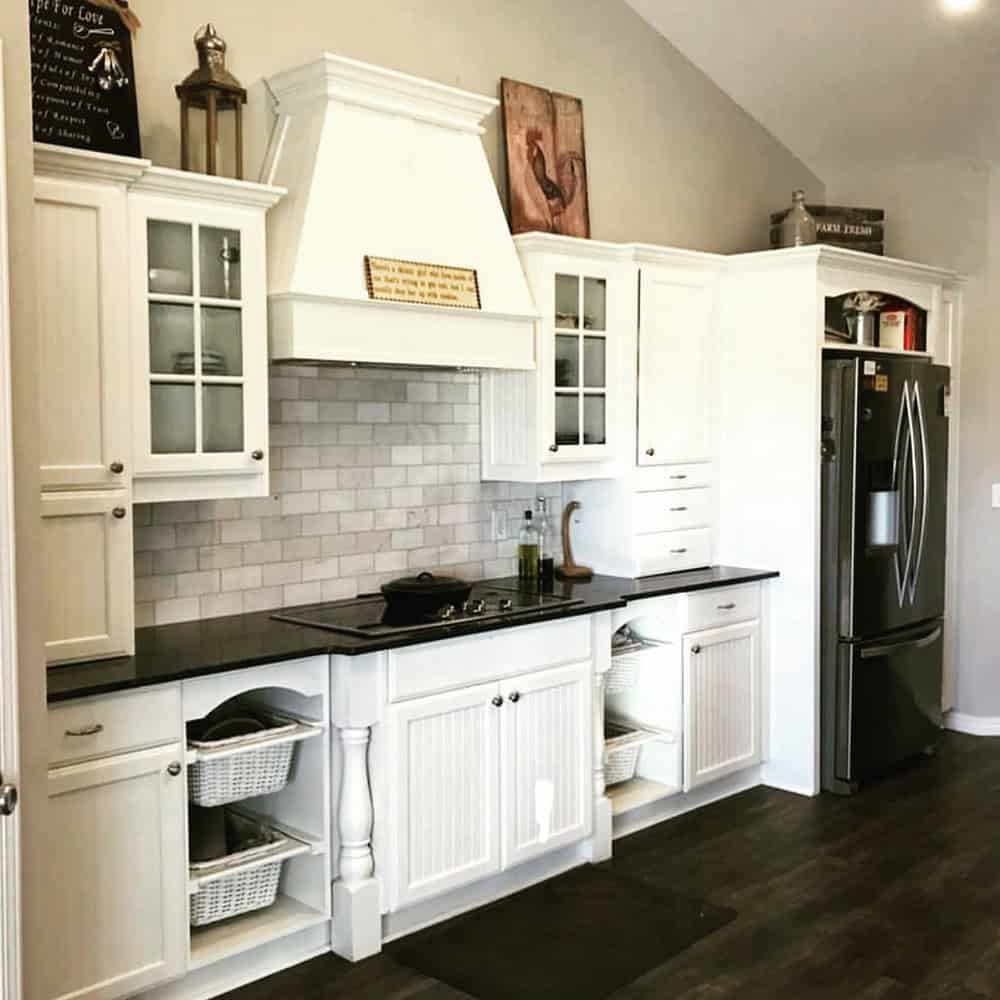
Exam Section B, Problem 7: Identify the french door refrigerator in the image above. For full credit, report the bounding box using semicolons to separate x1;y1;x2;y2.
821;355;950;795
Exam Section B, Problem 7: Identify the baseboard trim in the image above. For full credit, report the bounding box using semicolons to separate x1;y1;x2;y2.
945;711;1000;736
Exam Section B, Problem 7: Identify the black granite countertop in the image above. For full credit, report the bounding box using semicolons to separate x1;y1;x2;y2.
47;565;778;703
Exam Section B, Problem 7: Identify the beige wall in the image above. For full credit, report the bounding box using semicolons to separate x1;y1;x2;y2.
0;4;45;995
824;160;998;720
132;0;821;253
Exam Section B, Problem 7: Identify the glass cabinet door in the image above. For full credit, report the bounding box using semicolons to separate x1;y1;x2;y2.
552;273;608;451
146;220;245;459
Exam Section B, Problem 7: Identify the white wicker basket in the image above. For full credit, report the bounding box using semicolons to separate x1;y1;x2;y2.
604;721;643;786
189;813;306;927
188;716;305;808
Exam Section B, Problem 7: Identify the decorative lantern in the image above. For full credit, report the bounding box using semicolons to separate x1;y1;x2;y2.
175;24;246;179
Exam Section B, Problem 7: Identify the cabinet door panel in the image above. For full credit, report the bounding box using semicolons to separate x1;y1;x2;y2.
501;661;591;869
42;491;133;663
43;744;187;1000
683;621;760;791
389;682;501;910
35;179;129;490
638;271;713;466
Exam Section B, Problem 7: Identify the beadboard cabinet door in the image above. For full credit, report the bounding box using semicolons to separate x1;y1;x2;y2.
500;661;591;869
41;744;187;1000
683;621;761;791
388;682;502;910
35;177;131;491
637;267;715;466
41;491;133;664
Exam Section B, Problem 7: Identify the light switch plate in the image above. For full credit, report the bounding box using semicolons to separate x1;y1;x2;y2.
992;484;1000;509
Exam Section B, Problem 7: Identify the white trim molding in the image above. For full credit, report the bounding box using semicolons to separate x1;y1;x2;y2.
944;712;1000;737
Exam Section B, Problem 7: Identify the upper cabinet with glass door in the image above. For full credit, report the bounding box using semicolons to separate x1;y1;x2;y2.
129;169;284;502
480;235;634;483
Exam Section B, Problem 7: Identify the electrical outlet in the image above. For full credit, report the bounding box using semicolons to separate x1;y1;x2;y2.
993;484;1000;509
490;506;509;541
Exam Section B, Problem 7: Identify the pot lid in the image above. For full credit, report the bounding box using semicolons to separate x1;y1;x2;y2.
381;571;468;595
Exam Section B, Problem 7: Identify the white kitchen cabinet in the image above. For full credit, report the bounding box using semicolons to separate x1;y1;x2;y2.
41;742;187;1000
481;234;633;482
388;661;592;910
128;169;282;502
388;681;502;910
34;173;133;491
41;491;133;664
500;661;591;868
682;620;761;791
637;265;715;466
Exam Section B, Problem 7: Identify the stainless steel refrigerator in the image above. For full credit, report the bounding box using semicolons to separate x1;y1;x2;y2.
821;354;950;795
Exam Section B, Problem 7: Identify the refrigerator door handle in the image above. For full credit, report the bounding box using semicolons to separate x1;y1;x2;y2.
859;624;943;659
893;382;915;607
908;381;930;603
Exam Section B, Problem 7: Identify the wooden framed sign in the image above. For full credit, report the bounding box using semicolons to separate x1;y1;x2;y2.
364;256;481;310
29;0;141;157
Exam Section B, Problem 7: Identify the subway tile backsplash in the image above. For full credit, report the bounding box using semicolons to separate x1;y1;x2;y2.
134;367;564;627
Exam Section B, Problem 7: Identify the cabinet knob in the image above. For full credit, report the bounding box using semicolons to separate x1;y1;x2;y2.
112;507;127;520
691;644;702;655
645;448;655;457
251;449;265;461
166;762;182;777
548;444;559;453
0;783;17;817
109;461;124;474
508;691;521;703
491;695;504;708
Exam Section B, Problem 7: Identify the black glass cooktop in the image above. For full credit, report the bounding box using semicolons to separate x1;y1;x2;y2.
271;584;582;638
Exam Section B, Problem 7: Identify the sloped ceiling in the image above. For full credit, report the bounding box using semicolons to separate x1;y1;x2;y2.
625;0;1000;172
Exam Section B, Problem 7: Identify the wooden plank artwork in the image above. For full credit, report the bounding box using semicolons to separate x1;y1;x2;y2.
501;78;590;238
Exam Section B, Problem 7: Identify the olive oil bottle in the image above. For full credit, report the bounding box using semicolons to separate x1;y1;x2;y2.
517;509;540;585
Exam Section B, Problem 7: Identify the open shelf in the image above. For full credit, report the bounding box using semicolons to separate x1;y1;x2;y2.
189;894;327;970
608;777;679;816
823;342;932;359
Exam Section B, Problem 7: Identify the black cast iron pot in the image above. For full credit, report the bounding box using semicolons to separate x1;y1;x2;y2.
380;571;472;623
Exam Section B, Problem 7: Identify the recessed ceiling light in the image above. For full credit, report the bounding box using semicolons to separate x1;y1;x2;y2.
941;0;980;13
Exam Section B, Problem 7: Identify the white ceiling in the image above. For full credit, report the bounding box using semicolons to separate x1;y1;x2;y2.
626;0;1000;173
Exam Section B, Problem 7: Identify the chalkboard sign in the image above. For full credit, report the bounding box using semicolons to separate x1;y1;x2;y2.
29;0;141;158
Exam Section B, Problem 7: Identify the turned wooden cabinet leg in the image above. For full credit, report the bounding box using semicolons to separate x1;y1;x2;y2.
337;725;374;883
332;721;381;960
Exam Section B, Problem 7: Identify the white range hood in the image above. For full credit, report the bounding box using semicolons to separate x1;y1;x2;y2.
265;55;538;369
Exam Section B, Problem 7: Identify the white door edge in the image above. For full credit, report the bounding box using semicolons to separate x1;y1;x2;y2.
0;38;23;1000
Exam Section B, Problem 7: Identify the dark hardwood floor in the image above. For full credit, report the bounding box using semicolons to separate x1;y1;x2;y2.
220;732;1000;999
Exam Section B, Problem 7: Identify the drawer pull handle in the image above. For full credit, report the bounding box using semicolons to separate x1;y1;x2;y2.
109;461;124;474
669;474;688;480
669;506;688;512
670;548;688;554
112;507;126;520
65;724;104;738
166;762;182;777
717;602;737;610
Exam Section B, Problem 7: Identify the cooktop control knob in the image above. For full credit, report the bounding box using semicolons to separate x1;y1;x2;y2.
499;598;513;612
438;604;457;620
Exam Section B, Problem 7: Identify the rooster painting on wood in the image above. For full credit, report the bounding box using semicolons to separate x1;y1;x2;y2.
501;78;591;238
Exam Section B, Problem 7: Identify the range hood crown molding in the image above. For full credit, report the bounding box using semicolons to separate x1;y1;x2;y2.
267;53;498;135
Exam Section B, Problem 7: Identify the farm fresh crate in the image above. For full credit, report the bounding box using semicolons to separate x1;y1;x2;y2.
770;204;884;255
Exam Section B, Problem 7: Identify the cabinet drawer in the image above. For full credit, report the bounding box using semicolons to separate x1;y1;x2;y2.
388;617;591;702
48;685;181;766
686;585;761;631
634;528;712;577
635;463;712;492
633;488;712;535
